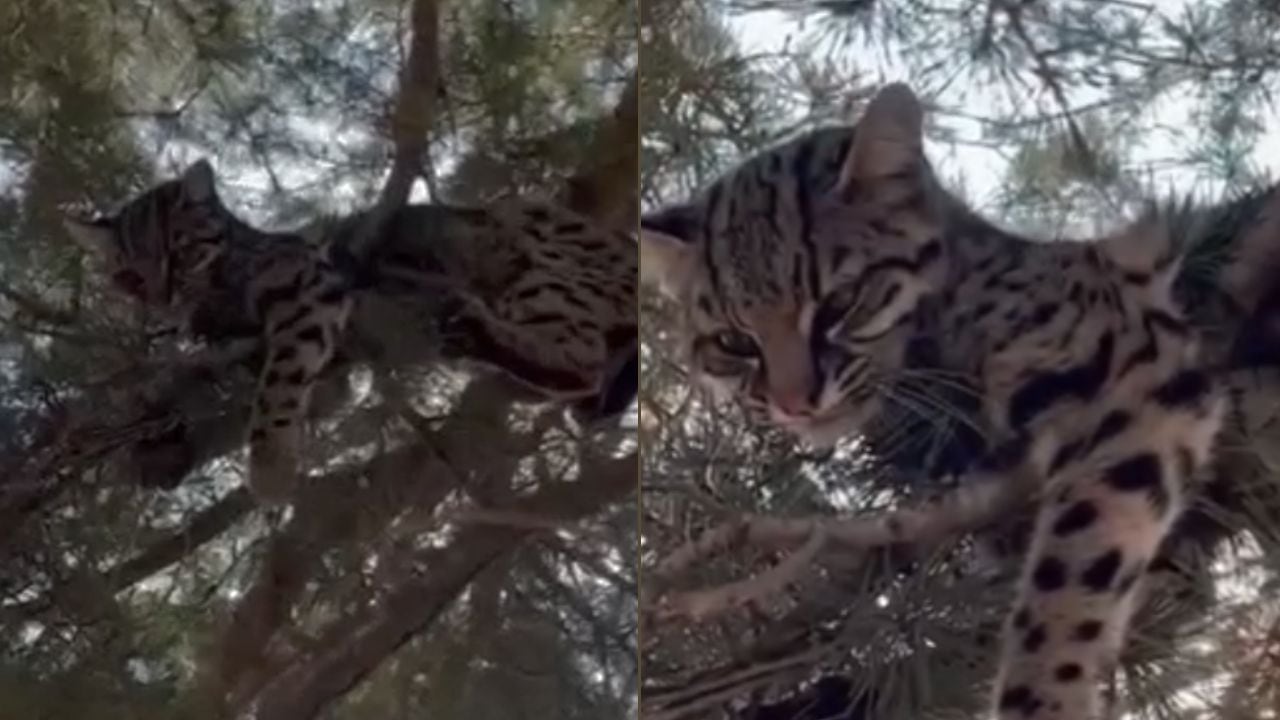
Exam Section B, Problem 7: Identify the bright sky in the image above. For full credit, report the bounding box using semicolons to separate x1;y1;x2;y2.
729;1;1280;232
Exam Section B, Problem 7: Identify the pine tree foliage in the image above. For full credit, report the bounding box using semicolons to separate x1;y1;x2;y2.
640;1;1280;718
0;0;637;717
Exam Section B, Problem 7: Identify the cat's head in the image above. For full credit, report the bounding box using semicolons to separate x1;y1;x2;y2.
641;84;947;446
63;159;227;308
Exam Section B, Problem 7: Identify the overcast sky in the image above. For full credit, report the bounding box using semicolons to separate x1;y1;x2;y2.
729;1;1280;230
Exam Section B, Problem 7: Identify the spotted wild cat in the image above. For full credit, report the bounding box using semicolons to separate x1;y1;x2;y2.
640;84;1224;719
65;159;637;503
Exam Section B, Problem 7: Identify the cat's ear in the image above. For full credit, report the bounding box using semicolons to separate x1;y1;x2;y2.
62;213;117;259
181;159;217;202
640;208;698;299
837;83;924;195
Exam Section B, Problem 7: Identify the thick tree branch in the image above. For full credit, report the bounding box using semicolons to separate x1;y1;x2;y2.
108;487;254;591
559;69;639;227
0;484;240;623
349;0;442;259
213;429;484;703
248;452;636;720
211;376;526;705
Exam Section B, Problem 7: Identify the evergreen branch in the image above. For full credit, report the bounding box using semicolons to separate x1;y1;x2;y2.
0;336;264;550
209;376;575;709
0;281;77;325
245;453;636;720
641;641;838;720
209;411;488;707
645;468;1035;624
1001;0;1098;176
657;523;828;623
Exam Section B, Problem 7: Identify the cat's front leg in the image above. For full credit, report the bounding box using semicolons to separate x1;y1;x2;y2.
244;254;351;504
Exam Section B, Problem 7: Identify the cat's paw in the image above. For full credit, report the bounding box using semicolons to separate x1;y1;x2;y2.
247;437;299;506
436;302;484;357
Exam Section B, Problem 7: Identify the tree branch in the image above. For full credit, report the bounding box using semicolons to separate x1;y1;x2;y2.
210;375;534;707
108;487;255;591
559;69;639;227
1001;0;1097;174
211;435;470;705
0;281;76;325
645;470;1035;624
247;452;636;720
348;0;443;259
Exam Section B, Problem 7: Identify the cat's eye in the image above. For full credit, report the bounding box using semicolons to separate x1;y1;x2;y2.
712;329;757;357
813;283;864;337
824;283;863;317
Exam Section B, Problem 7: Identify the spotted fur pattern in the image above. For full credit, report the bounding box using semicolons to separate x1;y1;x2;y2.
640;84;1225;719
65;160;637;503
321;201;637;416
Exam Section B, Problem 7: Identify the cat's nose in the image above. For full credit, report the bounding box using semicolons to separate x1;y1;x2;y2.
770;388;815;417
